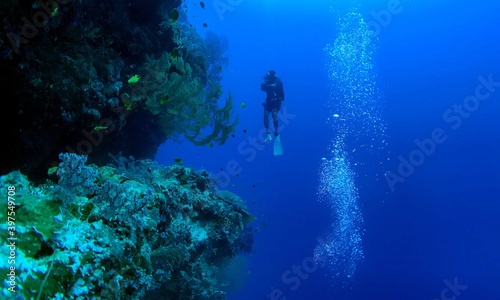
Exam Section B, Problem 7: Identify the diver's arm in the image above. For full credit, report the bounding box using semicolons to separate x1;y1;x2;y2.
277;81;284;101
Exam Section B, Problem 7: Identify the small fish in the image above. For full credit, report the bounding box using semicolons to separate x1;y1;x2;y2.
200;1;205;8
243;129;247;133
47;166;58;175
93;126;108;131
202;23;208;28
231;134;235;138
218;66;222;71
262;222;267;228
128;74;141;84
121;93;133;110
160;94;169;104
174;158;183;164
170;8;179;22
119;177;130;184
240;102;246;108
171;48;179;59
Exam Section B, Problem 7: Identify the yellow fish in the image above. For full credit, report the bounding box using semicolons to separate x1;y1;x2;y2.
47;166;58;175
160;95;169;104
128;74;141;84
121;93;134;110
170;8;179;22
170;48;179;60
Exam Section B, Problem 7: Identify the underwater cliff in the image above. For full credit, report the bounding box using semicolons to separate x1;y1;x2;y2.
1;153;253;299
1;0;237;181
1;0;250;298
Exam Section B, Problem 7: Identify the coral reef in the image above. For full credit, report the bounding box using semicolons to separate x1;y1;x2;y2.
0;1;251;298
127;51;238;146
1;0;238;182
0;153;253;299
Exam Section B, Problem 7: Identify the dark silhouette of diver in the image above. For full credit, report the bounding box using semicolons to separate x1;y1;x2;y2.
261;70;284;143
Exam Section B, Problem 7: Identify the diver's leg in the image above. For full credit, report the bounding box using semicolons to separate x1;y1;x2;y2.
264;109;270;134
264;109;273;143
271;110;279;136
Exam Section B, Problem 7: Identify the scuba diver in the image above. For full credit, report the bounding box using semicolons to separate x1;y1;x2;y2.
260;70;285;155
261;70;284;141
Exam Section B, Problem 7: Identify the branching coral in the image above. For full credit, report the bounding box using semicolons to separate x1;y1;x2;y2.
184;89;239;146
125;46;238;146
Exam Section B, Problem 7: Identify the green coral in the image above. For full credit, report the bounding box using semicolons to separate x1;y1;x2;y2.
184;89;239;146
123;16;237;147
126;50;238;146
133;53;203;116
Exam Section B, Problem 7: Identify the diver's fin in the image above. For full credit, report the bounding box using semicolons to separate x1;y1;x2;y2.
264;133;272;144
274;135;283;156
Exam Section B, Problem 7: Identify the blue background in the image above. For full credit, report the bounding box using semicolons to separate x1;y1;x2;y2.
155;0;500;299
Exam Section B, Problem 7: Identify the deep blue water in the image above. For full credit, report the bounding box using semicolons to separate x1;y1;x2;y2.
155;0;500;299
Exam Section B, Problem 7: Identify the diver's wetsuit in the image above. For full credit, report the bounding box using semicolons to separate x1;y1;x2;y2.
261;75;284;137
261;77;284;112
